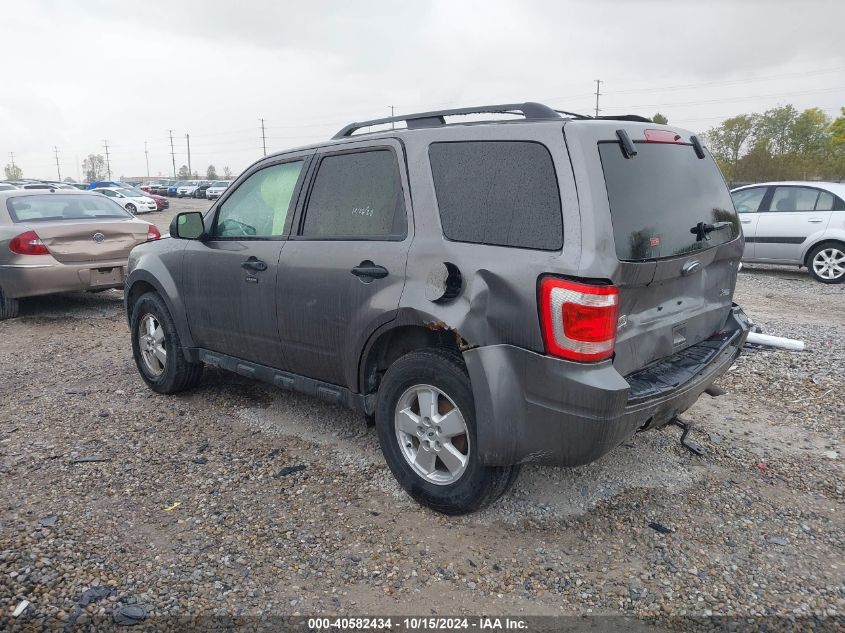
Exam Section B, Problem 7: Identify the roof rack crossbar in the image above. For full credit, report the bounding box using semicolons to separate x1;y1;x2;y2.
332;102;581;139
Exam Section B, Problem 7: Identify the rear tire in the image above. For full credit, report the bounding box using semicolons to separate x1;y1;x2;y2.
375;348;519;515
125;203;137;214
130;291;203;393
0;286;20;320
807;242;845;284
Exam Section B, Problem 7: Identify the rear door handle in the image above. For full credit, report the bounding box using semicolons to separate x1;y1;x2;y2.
808;218;824;223
351;261;388;280
241;257;268;272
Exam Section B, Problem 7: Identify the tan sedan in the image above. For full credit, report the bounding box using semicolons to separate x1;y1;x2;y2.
0;189;161;319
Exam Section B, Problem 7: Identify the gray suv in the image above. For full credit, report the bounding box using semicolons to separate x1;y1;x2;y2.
125;102;751;514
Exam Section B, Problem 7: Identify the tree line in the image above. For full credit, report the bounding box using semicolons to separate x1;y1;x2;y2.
704;105;844;184
3;158;233;183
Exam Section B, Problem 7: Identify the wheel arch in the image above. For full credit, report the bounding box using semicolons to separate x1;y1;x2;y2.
125;269;196;350
358;315;467;396
803;237;845;267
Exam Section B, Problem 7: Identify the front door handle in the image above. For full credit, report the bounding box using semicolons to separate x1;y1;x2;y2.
740;218;752;224
808;218;824;223
351;260;388;280
241;257;268;272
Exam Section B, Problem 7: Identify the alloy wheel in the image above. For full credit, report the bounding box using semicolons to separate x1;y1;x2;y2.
394;384;470;485
138;313;166;376
812;247;845;281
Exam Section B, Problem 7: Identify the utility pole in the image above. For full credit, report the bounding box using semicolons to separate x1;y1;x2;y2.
186;133;192;176
103;140;112;180
389;105;395;129
259;118;267;156
144;141;150;177
168;130;176;178
594;79;602;118
53;146;61;181
9;152;16;176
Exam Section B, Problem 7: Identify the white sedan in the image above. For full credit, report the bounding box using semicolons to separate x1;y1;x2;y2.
95;187;158;214
177;181;202;198
205;180;231;200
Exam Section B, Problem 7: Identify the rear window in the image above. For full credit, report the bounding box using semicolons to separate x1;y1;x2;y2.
429;141;562;251
6;195;131;222
599;141;739;261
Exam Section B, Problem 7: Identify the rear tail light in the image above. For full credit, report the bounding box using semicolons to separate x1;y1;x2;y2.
9;230;49;255
146;225;161;241
538;277;619;362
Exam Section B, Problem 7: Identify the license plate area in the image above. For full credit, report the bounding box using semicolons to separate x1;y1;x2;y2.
90;267;124;286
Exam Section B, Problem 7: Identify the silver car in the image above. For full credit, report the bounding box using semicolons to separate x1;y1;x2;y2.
731;181;845;283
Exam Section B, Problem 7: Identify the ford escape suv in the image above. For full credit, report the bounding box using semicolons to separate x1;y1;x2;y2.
125;102;750;514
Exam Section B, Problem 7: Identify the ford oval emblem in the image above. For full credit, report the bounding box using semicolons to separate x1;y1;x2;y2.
93;232;105;243
682;260;701;276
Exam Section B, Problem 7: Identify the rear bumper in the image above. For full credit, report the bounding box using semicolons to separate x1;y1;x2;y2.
463;305;751;467
0;260;127;298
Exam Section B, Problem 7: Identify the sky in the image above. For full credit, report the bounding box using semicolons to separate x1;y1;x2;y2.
1;0;843;181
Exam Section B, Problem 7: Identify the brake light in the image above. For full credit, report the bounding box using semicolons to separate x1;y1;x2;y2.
644;128;683;143
538;277;619;362
9;230;49;255
146;225;161;241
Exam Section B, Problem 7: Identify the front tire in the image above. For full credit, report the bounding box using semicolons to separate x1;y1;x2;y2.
808;242;845;283
130;292;203;393
0;286;20;320
375;349;519;515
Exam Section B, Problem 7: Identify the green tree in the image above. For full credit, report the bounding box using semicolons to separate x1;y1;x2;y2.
223;166;232;179
177;164;190;179
206;165;218;180
82;154;106;182
4;163;23;180
652;112;669;125
705;114;757;183
754;105;799;157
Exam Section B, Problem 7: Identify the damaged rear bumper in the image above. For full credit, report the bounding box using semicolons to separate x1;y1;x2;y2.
463;306;751;467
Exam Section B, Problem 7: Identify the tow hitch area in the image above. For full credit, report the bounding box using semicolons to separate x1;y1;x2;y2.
671;416;706;456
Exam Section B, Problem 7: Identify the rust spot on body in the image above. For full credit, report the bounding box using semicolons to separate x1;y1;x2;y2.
424;320;471;351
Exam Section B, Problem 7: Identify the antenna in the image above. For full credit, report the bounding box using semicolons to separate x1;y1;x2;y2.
260;118;267;156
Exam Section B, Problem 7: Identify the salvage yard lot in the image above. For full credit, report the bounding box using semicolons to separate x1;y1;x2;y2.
1;197;843;627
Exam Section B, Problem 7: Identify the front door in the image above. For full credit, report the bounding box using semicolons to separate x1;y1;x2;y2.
276;141;412;388
731;185;768;260
754;185;834;263
181;155;311;367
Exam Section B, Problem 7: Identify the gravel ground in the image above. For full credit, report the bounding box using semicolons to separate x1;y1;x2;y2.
1;204;843;631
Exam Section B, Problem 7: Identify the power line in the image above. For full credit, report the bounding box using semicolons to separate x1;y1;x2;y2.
259;118;267;156
594;79;602;118
103;140;111;180
53;146;61;181
168;130;176;178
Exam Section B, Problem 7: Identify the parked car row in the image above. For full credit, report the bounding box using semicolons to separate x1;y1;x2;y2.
1;180;80;191
140;180;230;199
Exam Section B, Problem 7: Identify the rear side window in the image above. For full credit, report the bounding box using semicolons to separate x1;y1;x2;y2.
429;141;562;250
301;149;406;240
599;141;739;261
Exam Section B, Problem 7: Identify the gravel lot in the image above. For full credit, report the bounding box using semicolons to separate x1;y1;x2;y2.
1;198;843;630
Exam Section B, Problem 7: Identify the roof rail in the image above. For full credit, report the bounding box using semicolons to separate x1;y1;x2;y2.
332;102;589;139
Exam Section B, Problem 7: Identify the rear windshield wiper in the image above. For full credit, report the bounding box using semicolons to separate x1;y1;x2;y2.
690;221;732;242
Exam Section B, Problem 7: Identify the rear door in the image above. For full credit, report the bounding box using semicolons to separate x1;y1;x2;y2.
730;185;769;260
276;139;411;388
754;185;835;263
567;123;743;376
180;153;312;367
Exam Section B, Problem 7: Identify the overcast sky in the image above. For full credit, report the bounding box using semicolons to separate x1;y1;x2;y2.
1;0;843;180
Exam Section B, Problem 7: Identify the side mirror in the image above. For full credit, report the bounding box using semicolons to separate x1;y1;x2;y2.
170;211;206;240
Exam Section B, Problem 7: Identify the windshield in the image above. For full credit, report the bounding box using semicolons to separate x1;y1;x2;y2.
7;195;132;222
599;141;739;261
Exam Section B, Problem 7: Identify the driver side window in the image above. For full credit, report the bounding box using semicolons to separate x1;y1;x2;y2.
730;187;766;214
213;160;304;238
